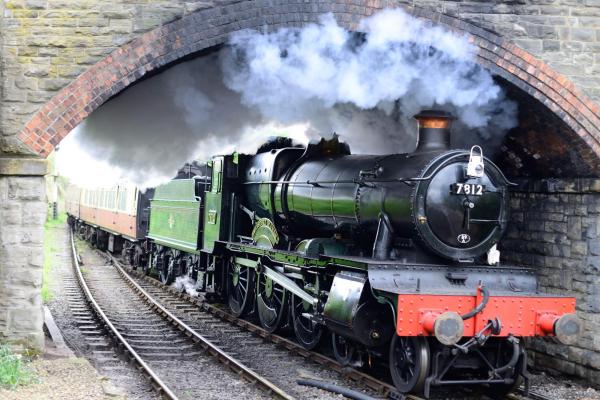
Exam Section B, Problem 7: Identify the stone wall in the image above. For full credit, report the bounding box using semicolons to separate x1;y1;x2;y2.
502;180;600;382
0;158;48;350
0;0;215;154
0;0;213;351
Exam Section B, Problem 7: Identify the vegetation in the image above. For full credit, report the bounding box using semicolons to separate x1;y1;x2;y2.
42;212;67;303
0;345;35;389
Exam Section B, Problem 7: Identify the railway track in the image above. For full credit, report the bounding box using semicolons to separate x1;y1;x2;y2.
105;251;559;400
104;251;407;400
71;232;291;400
70;231;557;400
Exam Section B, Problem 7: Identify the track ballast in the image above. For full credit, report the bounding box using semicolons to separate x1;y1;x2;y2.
71;232;290;400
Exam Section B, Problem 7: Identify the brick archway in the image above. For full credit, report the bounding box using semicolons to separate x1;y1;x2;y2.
16;1;600;176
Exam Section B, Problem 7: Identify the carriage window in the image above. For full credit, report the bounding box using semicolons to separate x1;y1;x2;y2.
119;188;127;211
109;190;116;209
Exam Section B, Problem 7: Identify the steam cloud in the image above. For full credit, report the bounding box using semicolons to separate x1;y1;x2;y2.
60;8;517;187
222;9;517;151
63;53;311;187
172;276;199;297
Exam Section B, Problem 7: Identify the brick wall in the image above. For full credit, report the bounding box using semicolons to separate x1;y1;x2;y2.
398;0;600;102
503;180;600;382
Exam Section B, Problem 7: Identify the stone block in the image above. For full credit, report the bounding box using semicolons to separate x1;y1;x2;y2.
572;240;588;257
545;221;568;234
9;267;42;287
568;216;583;239
525;23;557;39
543;39;561;51
21;206;46;226
572;28;596;41
104;19;133;34
590;241;600;256
586;256;600;273
0;203;22;225
38;77;72;91
25;0;47;10
7;177;45;200
14;78;38;91
78;17;109;27
7;307;43;333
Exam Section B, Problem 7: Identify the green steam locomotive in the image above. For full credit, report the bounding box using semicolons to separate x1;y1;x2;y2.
68;110;581;398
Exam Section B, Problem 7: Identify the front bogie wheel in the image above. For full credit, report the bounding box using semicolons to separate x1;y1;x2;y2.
389;335;430;394
332;333;361;367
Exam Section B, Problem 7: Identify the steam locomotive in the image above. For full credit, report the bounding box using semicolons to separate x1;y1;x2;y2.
67;110;581;398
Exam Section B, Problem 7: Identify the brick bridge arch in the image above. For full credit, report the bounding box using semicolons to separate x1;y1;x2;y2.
16;1;600;177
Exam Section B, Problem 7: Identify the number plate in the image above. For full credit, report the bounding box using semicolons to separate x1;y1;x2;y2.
451;183;484;196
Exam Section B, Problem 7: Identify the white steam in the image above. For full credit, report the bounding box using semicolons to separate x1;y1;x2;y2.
57;8;517;187
57;54;313;188
222;9;517;148
172;276;199;297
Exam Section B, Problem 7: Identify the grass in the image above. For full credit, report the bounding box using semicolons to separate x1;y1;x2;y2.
0;345;35;390
42;212;68;303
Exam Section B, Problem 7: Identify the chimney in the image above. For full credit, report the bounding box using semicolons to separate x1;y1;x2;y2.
413;110;454;153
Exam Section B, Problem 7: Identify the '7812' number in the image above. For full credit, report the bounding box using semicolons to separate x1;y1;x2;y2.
453;183;484;196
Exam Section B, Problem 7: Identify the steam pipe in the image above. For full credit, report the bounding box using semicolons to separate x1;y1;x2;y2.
296;379;378;400
373;212;394;260
461;286;490;320
490;338;521;376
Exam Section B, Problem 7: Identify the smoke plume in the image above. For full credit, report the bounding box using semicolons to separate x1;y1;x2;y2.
59;8;517;187
60;54;311;187
222;9;517;151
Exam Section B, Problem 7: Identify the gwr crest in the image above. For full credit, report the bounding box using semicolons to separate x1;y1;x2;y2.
457;234;471;244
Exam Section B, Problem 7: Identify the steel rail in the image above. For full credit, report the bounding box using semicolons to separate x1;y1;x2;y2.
118;261;558;400
106;254;416;400
90;246;558;400
69;231;179;400
104;252;295;400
